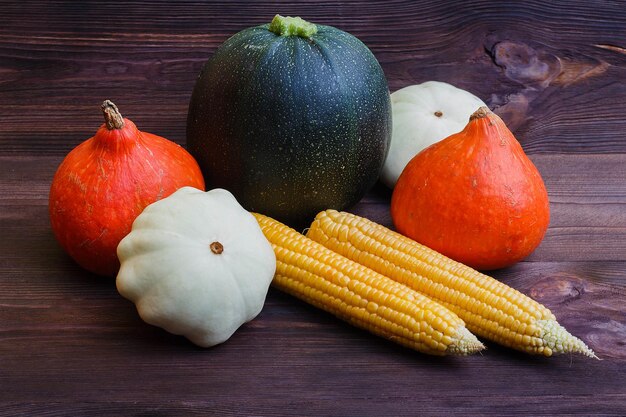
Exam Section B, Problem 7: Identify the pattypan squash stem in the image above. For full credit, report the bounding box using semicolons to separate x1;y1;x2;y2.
210;241;224;254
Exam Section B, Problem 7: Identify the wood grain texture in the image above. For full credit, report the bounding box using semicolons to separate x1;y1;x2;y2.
1;1;625;416
1;0;625;154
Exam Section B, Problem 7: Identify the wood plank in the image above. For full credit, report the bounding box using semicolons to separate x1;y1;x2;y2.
1;1;625;154
1;263;625;415
3;153;626;262
2;153;626;264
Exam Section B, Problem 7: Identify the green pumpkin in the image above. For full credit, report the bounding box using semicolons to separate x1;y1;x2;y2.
187;15;391;226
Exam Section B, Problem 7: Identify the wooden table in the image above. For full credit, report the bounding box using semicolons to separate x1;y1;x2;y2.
2;1;625;415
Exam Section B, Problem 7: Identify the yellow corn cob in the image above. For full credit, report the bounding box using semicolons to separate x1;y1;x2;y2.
307;210;597;358
253;213;484;356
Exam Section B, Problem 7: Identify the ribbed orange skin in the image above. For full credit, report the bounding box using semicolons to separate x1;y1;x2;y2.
391;108;549;270
49;118;205;277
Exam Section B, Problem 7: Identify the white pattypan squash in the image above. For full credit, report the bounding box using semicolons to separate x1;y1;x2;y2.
380;81;486;188
116;187;276;347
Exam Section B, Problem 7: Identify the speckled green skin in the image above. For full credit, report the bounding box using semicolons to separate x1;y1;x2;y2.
186;21;391;226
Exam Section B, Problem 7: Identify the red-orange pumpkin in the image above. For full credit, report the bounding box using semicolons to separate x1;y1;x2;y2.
390;106;549;270
49;101;205;277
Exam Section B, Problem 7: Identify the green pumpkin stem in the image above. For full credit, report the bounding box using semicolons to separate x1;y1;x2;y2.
268;14;318;38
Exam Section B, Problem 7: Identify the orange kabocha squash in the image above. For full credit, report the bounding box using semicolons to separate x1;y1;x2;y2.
49;101;205;277
391;106;549;270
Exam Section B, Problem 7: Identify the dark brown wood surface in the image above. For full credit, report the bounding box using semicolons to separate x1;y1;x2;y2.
1;1;625;416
